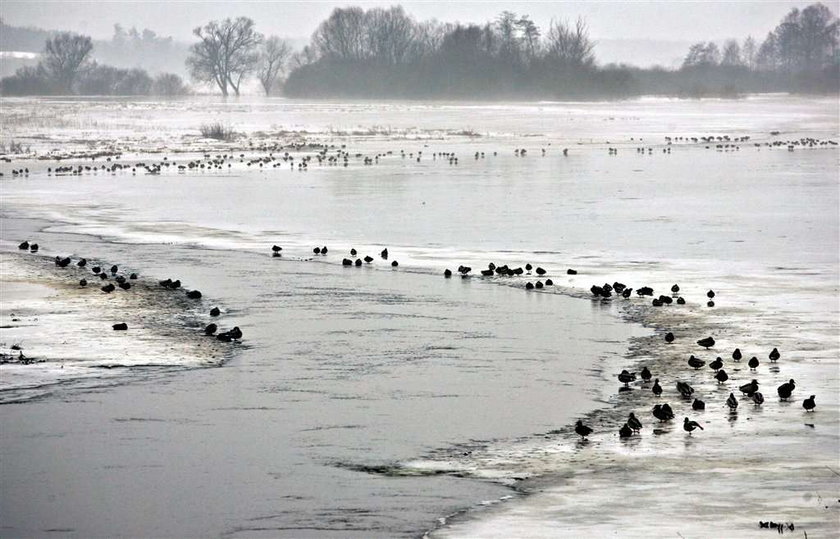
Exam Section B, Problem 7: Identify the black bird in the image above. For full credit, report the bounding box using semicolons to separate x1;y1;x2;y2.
652;378;663;397
671;284;680;294
709;357;723;371
688;355;705;369
613;282;626;293
732;348;742;361
769;348;780;362
726;392;739;410
618;369;636;387
619;424;633;438
118;282;131;290
79;278;87;287
652;404;673;421
525;263;532;272
313;247;321;254
525;282;534;290
204;323;217;336
364;256;374;263
77;258;87;267
391;260;399;267
350;248;357;256
229;326;243;340
321;246;328;254
748;356;759;370
444;269;452;278
575;420;593;440
92;266;101;274
715;369;729;383
637;286;654;296
752;392;764;406
739;379;759;396
216;332;232;342
665;332;675;344
677;381;694;397
676;297;686;305
101;283;115;293
115;276;126;284
707;300;715;308
56;257;71;267
627;413;642;432
342;258;353;266
707;289;715;299
683;417;704;434
129;273;138;280
545;279;553;286
535;281;543;289
481;269;494;276
355;258;362;266
112;323;128;331
272;245;282;253
187;290;202;299
622;288;633;298
99;273;108;280
171;280;181;289
535;267;546;276
18;241;29;250
210;307;221;317
381;248;388;259
110;265;118;274
802;395;816;412
29;243;39;252
697;337;715;349
566;269;577;275
640;366;652;382
777;379;795;401
692;398;706;410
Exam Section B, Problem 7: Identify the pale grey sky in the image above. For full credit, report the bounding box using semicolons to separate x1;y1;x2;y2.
1;0;814;42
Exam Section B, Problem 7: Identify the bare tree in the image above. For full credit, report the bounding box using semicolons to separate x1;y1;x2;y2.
187;17;262;96
365;6;417;65
545;18;595;68
290;45;318;69
721;39;743;66
517;16;541;62
257;37;292;95
682;41;721;67
42;32;93;93
495;11;520;63
742;36;757;70
312;7;367;61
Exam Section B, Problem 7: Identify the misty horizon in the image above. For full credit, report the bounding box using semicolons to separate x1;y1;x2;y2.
0;0;818;68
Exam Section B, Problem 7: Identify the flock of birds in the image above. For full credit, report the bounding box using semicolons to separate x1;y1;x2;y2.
573;283;818;441
2;132;836;178
15;239;242;344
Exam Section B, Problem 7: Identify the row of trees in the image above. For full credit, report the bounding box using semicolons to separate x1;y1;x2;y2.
0;32;189;96
186;17;291;96
677;3;838;95
282;3;838;98
683;4;838;72
281;6;608;98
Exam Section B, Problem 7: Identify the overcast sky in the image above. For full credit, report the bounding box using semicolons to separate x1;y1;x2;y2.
1;1;813;42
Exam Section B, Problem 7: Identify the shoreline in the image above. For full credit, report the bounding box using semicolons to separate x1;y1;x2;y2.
0;246;237;404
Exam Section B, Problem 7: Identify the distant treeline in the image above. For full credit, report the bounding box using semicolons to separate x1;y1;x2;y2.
284;3;839;98
0;32;189;96
0;19;189;78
